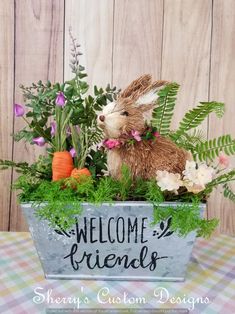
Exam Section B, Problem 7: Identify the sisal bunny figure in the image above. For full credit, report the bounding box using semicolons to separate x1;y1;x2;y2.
97;74;191;180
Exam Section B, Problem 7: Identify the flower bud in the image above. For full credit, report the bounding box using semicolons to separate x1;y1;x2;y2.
14;104;25;117
33;137;46;147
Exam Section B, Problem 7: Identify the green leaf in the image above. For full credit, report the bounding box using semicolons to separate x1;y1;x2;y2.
94;85;99;96
78;73;87;79
152;83;179;135
174;101;225;139
193;134;235;161
223;184;235;203
13;129;34;142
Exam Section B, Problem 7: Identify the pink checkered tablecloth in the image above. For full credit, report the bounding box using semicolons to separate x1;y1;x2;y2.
0;232;234;314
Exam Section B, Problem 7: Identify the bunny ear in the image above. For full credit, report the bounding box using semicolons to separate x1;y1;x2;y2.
119;74;152;99
136;80;168;123
136;80;168;106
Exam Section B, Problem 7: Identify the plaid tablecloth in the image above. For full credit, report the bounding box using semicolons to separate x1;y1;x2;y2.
0;232;234;314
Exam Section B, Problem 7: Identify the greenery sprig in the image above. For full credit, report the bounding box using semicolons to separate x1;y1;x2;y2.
223;183;235;202
151;201;218;238
193;135;235;162
0;155;52;180
173;101;225;141
16;166;217;238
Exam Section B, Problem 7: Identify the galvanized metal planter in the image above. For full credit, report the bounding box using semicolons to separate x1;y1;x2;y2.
22;202;205;281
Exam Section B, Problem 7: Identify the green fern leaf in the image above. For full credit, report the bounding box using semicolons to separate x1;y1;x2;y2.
188;129;206;142
174;102;225;139
170;129;206;151
223;184;235;202
193;134;235;161
201;169;235;196
152;83;179;135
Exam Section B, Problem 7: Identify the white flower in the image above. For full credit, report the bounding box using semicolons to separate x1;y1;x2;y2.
182;160;214;193
182;161;198;183
156;170;183;192
184;183;205;194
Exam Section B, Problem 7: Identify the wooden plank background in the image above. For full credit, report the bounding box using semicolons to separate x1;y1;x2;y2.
0;0;234;234
0;0;14;231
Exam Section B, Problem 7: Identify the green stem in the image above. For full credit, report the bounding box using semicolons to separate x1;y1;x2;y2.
208;178;235;188
55;106;61;151
22;116;30;126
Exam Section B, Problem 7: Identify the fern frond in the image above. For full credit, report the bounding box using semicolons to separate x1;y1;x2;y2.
170;129;206;151
202;170;235;196
174;102;225;139
223;184;235;202
187;129;206;143
151;83;179;135
193;135;235;161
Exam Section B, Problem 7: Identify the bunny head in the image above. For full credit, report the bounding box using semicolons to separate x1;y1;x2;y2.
97;75;168;138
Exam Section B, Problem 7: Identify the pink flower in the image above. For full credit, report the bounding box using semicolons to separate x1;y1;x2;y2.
50;121;56;136
69;147;76;158
55;92;66;107
33;137;46;147
14;104;25;117
153;131;160;138
131;130;141;142
218;152;229;168
103;139;121;149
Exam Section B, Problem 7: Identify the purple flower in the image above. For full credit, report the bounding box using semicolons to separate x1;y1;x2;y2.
55;92;66;107
69;147;77;158
33;137;46;147
50;121;56;136
14;104;25;117
131;130;141;142
66;126;71;137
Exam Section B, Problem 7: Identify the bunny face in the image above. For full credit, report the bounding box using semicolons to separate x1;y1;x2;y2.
97;98;156;138
97;101;128;138
97;75;167;138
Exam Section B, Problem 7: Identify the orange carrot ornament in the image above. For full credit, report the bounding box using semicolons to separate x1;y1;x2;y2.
52;151;74;181
71;167;91;181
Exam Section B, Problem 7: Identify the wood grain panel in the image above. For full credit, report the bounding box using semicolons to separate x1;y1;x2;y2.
161;0;211;129
64;0;114;87
10;0;64;231
112;0;163;88
161;0;212;226
0;1;14;231
208;0;235;235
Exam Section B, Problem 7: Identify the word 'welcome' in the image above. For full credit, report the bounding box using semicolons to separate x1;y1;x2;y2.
75;216;149;244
